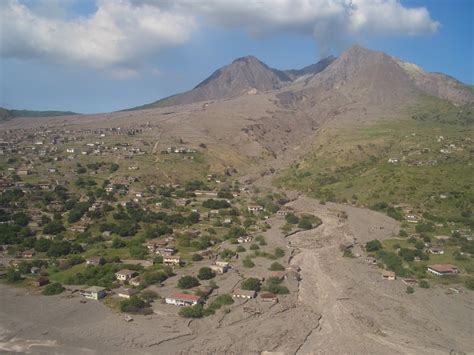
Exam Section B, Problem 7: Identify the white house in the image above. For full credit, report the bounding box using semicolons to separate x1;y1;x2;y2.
81;286;106;300
115;269;138;281
165;293;202;306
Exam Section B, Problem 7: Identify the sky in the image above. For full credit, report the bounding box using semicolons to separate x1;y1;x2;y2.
0;0;473;114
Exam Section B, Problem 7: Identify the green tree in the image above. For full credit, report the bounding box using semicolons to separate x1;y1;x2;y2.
419;280;430;289
243;257;255;268
178;304;204;318
366;240;382;252
6;268;21;283
141;290;159;302
197;267;215;280
269;262;285;271
120;296;145;313
191;253;203;261
143;271;167;285
298;219;313;230
274;247;285;258
241;278;261;291
465;278;474;291
285;213;299;225
178;276;200;289
42;282;64;296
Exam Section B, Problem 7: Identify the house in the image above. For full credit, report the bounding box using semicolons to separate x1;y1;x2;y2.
276;209;289;217
21;250;35;258
175;198;188;207
260;292;278;303
388;158;399;164
405;215;420;223
237;235;253;244
247;205;264;213
199;249;214;259
215;261;230;268
116;287;139;299
146;239;168;253
210;264;227;274
86;256;105;266
17;169;30;176
232;289;256;299
382;270;396;280
155;247;177;256
33;276;49;287
365;257;377;265
66;148;75;153
81;286;106;300
427;264;459;276
115;269;138;281
428;247;444;255
165;293;202;306
163;255;181;266
129;276;143;287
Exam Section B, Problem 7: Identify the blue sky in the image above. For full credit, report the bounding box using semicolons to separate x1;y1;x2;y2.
0;0;472;113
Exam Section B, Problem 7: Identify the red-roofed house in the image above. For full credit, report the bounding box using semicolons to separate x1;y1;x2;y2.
427;264;459;276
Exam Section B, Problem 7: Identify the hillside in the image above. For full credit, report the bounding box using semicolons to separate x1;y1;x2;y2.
0;107;78;122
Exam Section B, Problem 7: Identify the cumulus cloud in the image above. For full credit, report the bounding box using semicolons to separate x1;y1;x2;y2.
0;0;196;76
0;0;439;76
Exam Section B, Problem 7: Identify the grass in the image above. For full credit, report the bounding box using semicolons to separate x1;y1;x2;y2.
276;114;473;224
49;263;87;284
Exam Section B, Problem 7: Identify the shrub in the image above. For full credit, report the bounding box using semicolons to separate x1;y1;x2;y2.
465;278;474;291
265;276;289;294
6;269;21;283
236;245;246;253
285;213;299;225
141;290;159;302
197;267;215;280
220;249;236;259
249;244;260;251
179;304;204;318
191;253;203;261
143;271;167;285
120;296;145;313
207;294;234;312
419;280;430;289
406;286;414;294
269;262;285;271
399;229;408;238
178;276;200;289
42;282;64;296
298;219;313;230
112;238;126;248
366;240;382;252
242;258;255;268
241;278;261;291
274;247;285;258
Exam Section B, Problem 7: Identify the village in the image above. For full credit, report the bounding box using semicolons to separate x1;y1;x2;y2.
0;123;472;327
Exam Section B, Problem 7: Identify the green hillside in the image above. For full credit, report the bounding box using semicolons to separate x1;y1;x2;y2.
276;98;474;227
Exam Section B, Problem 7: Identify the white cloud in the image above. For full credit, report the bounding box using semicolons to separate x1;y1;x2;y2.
0;0;196;71
0;0;439;76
